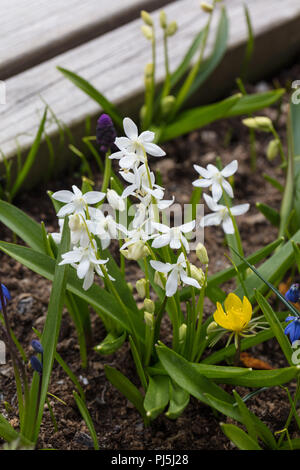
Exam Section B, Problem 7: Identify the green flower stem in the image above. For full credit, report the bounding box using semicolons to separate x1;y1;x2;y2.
271;127;286;166
143;257;151;299
180;243;196;360
146;244;180;351
101;151;112;194
192;267;208;362
100;265;141;355
161;32;171;99
153;296;167;345
278;375;300;447
171;0;216;118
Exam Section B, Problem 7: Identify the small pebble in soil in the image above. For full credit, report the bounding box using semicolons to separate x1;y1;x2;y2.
73;431;95;449
79;375;89;386
17;296;34;315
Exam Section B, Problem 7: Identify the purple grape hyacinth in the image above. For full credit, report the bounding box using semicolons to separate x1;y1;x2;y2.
284;316;300;345
96;114;117;153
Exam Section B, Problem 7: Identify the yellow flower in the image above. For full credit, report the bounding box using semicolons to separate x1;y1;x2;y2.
213;293;252;333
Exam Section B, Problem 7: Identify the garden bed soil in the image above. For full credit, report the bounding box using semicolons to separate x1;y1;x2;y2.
0;64;300;450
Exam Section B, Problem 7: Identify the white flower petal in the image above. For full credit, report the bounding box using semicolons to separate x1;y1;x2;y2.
192;178;212;188
230;203;250;216
221;160;238;177
84;191;105;204
57;203;75;217
152;233;171;249
77;258;90;279
83;267;94;290
193;165;211;179
222;216;234;234
166;269;179;297
203;193;222;212
180;220;195;233
123;117;138;140
222;180;234;198
139;130;155;142
52;190;74;203
150;260;173;273
143;142;166;157
211;182;223;202
180;270;200;289
199;213;222;227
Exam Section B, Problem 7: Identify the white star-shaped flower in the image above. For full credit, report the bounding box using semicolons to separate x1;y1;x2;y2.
192;160;238;202
52;185;105;217
200;194;249;234
110;117;165;166
150;253;200;297
151;221;195;252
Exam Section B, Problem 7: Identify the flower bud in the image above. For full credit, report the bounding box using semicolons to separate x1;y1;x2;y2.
127;282;134;293
144;311;154;328
141;10;153;26
160;10;167;29
267;138;280;161
68;213;82;232
141;25;153;40
200;2;214;13
0;283;11;311
107;189;125;212
96;114;117;153
242;116;273;132
179;323;187;343
285;284;300;303
206;321;218;334
154;271;166;289
190;265;205;287
160;95;175;116
121;241;149;261
136;278;147;298
196;243;209;264
30;356;43;375
31;340;44;354
166;21;178;36
144;298;155;314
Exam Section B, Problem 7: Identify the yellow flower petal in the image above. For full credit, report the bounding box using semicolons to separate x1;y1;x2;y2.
242;296;252;324
224;293;243;312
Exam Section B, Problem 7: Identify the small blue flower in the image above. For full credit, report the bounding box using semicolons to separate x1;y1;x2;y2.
0;284;11;310
284;316;300;344
31;340;44;355
30;356;43;375
96;114;117;153
285;284;300;303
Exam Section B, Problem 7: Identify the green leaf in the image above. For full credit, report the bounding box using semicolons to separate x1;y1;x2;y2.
144;375;170;420
57;67;123;129
0;200;45;253
190;363;251;379
280;438;300;450
255;290;293;366
156;344;240;420
165;381;190;419
220;366;299;388
160;94;241;141
105;366;149;424
24;217;70;442
220;423;262;450
186;7;229;98
10;108;47;199
73;391;99;450
94;331;126;356
224;89;285;118
256;202;280;227
0;414;22;443
0;241;145;341
233;390;259;443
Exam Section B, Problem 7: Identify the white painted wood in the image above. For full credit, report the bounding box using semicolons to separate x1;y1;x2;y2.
1;0;300;171
0;0;173;78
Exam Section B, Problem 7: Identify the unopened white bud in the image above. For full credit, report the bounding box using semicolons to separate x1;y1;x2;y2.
207;321;218;334
144;311;154;328
107;189;125;211
200;2;214;13
154;271;166;289
190;265;205;287
121;241;149;261
196;243;209;264
267;139;280;161
243;116;273;132
141;25;153;40
144;298;155;314
179;324;187;343
160;10;167;29
166;21;177;36
68;213;82;232
136;278;147;298
141;10;153;26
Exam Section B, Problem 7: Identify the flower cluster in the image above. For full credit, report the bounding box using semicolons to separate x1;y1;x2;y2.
193;161;250;234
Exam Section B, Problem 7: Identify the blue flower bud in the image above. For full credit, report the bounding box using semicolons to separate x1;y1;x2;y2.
0;284;11;311
31;340;44;354
285;284;300;303
96;114;117;153
30;356;43;375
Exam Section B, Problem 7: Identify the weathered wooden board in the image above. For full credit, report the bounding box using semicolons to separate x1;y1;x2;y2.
0;0;174;79
1;0;300;186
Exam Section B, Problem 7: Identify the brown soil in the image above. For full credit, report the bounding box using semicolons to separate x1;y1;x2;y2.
0;64;300;450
